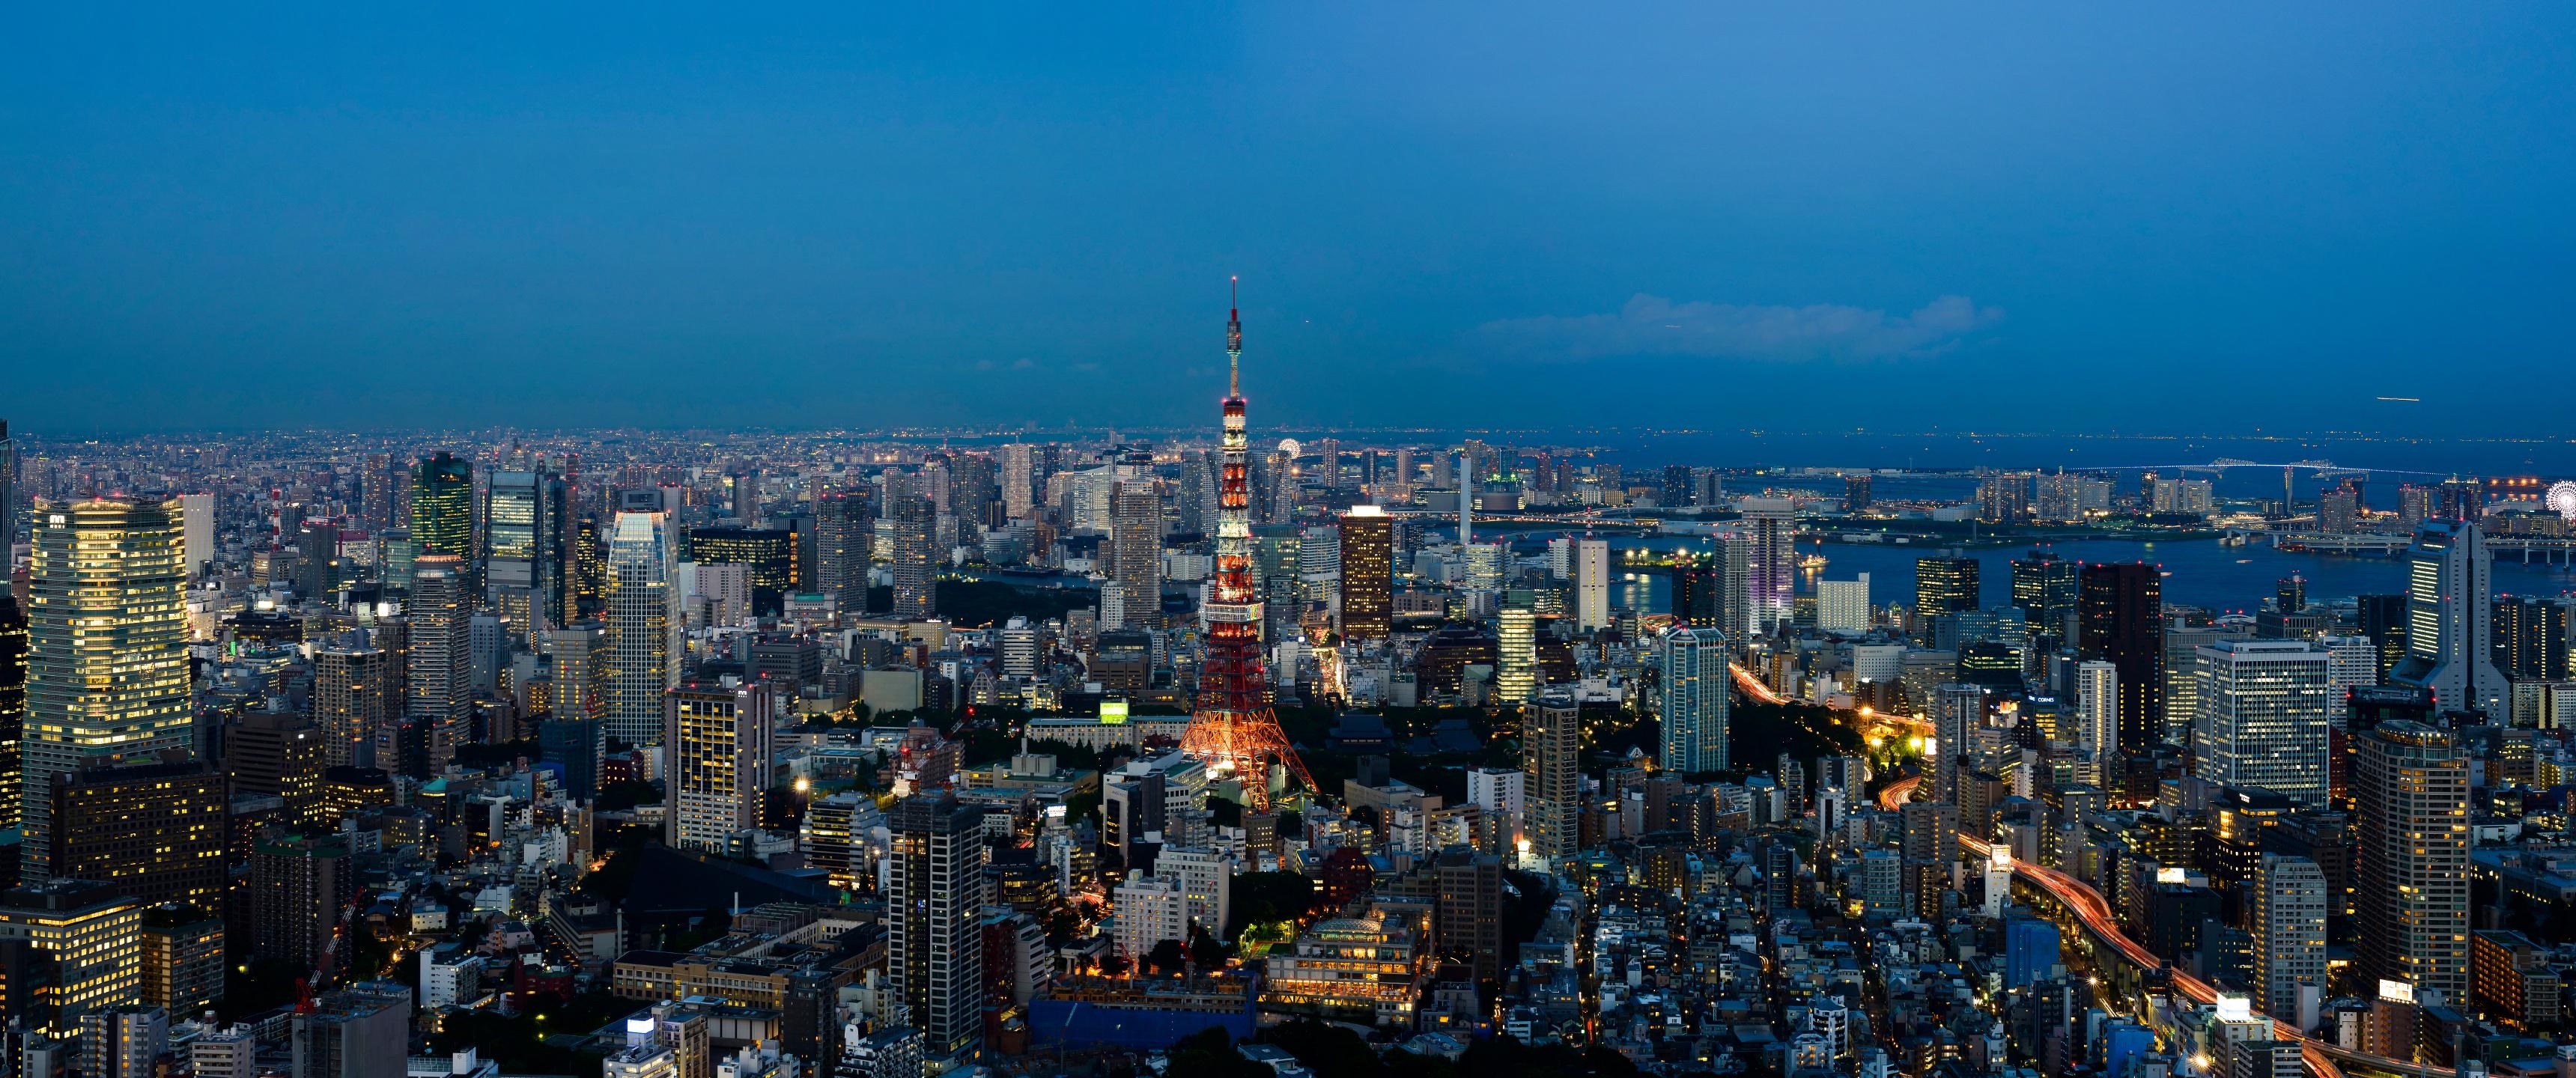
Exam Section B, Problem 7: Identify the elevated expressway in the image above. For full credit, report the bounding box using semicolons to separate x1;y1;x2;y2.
1860;782;2446;1078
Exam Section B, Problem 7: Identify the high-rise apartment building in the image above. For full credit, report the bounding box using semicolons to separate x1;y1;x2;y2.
410;451;473;561
606;511;681;748
1338;505;1392;641
1523;690;1580;862
2354;722;2470;1014
178;492;213;581
1105;479;1164;631
814;488;872;612
22;497;190;885
1659;627;1728;773
2388;520;2510;716
313;646;389;770
2250;853;2327;1021
1575;537;1611;632
2079;561;2164;755
2193;640;2332;808
404;554;472;771
0;594;24;834
663;680;775;852
890;488;937;620
1738;498;1796;636
889;793;986;1059
249;833;349;972
2077;660;2118;766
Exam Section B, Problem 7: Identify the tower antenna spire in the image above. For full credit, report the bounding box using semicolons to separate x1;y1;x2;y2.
1226;275;1243;398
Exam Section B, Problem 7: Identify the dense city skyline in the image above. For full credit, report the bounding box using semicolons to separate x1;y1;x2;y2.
9;6;2576;432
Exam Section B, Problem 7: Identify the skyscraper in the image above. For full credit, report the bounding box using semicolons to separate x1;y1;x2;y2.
1000;444;1037;519
2009;549;2079;638
2193;640;2331;808
664;680;775;851
2250;853;2327;1021
687;526;800;617
889;793;986;1059
1106;479;1163;630
484;469;563;645
889;487;937;620
409;451;473;561
1495;603;1538;705
1575;536;1610;632
47;760;227;908
1337;505;1392;641
1738;497;1796;637
2077;660;2118;767
1914;555;1980;618
2388;519;2510;717
2079;561;2164;755
813;487;872;612
550;621;610;722
606;511;681;748
22;497;190;885
2354;721;2470;1013
312;646;389;770
0;594;24;833
1659;627;1728;773
404;555;473;771
1523;689;1580;861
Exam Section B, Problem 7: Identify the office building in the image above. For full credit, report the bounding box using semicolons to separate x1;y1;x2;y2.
2193;640;2332;809
484;469;565;642
1739;498;1796;636
228;710;325;827
1575;536;1610;632
2354;722;2470;1010
1915;555;1980;618
179;492;213;580
687;526;799;616
1659;627;1728;773
1817;573;1871;633
663;680;776;852
0;881;145;1032
538;716;603;800
2320;634;2379;714
1104;479;1164;631
2387;520;2510;716
48;761;226;907
606;511;682;747
2250;853;2327;1021
1523;690;1580;861
889;792;986;1059
410;451;473;560
78;1004;166;1078
2079;561;2164;755
1339;505;1393;640
1434;847;1504;982
22;497;190;885
2492;596;2569;682
405;554;473;772
2010;549;2079;638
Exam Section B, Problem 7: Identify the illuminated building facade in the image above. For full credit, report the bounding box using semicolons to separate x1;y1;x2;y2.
1258;913;1424;1026
0;882;143;1035
687;526;799;617
2354;721;2470;1013
663;680;775;852
405;554;473;773
48;761;227;907
22;496;190;885
1337;505;1393;641
606;511;681;747
409;451;473;561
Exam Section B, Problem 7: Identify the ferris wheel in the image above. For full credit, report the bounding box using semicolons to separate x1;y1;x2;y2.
2548;481;2576;522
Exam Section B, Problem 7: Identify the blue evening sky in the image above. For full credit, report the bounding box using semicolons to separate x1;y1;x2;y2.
4;5;2572;434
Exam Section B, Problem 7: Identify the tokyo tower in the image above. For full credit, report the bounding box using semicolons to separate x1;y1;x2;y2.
1179;279;1315;811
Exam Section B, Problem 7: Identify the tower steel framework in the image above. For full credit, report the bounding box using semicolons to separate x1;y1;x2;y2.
1179;281;1316;811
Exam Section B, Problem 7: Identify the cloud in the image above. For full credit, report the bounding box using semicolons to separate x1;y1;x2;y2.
1478;294;2001;363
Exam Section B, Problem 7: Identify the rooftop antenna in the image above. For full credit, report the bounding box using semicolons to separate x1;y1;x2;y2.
1227;275;1243;398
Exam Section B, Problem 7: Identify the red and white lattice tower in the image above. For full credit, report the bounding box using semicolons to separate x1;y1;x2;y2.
1179;280;1316;811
